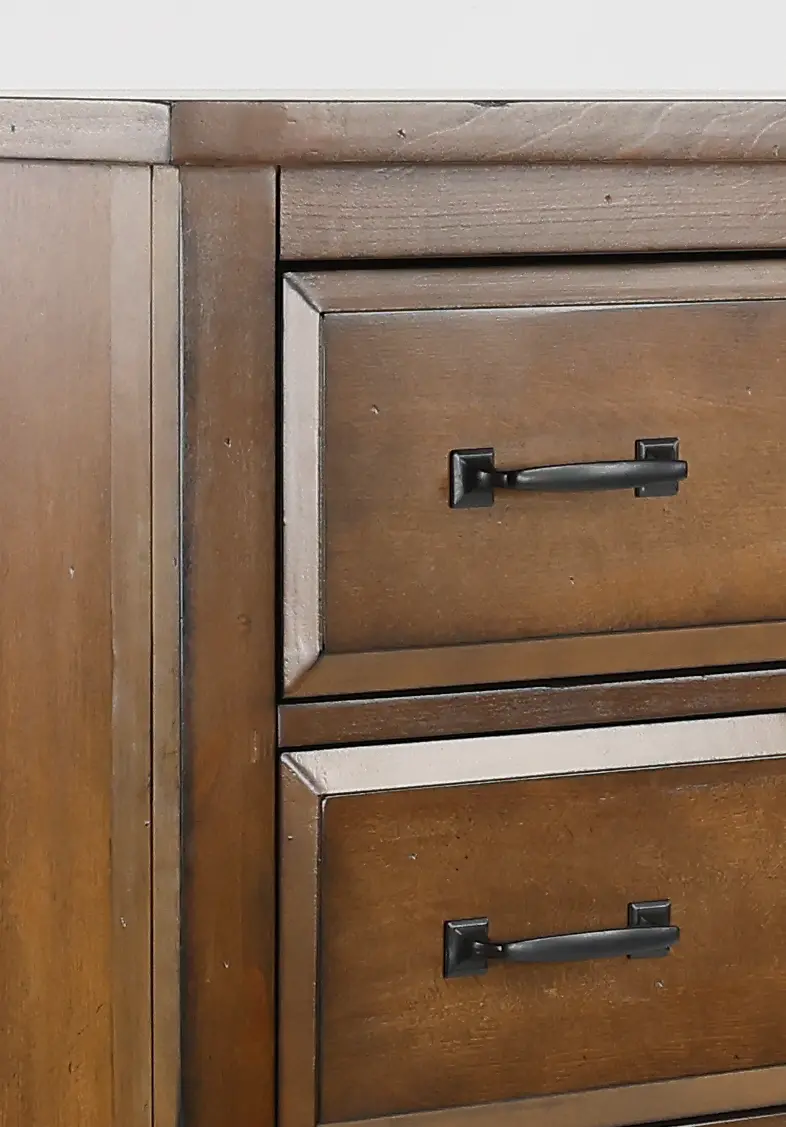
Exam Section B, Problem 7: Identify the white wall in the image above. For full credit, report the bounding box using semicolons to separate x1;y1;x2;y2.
4;0;786;97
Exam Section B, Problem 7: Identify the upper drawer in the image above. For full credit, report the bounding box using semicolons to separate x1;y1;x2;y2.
283;260;786;698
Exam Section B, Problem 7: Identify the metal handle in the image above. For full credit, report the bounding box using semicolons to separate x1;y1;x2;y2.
450;438;687;508
444;900;679;978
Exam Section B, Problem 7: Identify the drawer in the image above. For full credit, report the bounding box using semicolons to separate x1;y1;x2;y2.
280;713;786;1127
282;259;786;698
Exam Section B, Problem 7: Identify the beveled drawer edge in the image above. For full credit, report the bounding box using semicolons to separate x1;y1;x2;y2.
287;623;786;698
283;713;786;796
279;765;321;1127
325;1075;786;1127
282;279;322;690
291;258;786;315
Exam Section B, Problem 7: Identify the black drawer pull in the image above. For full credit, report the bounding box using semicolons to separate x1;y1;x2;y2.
444;900;679;978
450;438;687;508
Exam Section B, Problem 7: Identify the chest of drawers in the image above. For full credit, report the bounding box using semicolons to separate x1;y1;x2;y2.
175;102;786;1127
6;97;786;1127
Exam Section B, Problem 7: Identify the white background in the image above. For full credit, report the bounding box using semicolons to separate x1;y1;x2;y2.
3;0;786;98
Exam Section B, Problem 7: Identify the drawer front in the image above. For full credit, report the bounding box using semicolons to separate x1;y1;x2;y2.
280;715;786;1127
283;261;786;698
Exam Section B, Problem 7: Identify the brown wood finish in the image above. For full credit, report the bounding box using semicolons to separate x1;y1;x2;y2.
16;99;786;1127
321;301;786;649
171;100;786;166
284;267;786;698
108;166;154;1127
152;165;182;1127
290;625;786;699
283;281;322;688
292;258;786;313
333;1091;786;1127
280;164;786;260
281;753;786;1123
0;99;170;162
0;163;152;1127
181;168;277;1127
279;763;321;1127
285;711;786;805
278;667;786;749
282;717;786;1127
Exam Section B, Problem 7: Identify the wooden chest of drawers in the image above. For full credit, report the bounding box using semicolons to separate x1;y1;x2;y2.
8;97;786;1127
175;101;786;1127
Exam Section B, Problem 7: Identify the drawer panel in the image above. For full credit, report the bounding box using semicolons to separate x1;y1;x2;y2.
279;714;786;1127
282;260;786;698
279;164;786;261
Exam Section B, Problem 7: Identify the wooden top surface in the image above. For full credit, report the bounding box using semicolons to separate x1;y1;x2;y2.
170;100;786;165
0;99;170;162
8;99;786;167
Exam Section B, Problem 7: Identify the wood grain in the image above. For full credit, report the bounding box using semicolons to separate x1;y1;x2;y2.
315;759;786;1119
279;667;786;748
282;745;786;1127
280;164;786;259
294;625;786;699
171;100;786;166
278;765;321;1127
322;300;786;650
0;99;169;162
282;281;322;690
152;166;182;1127
109;166;154;1127
285;713;786;795
181;168;277;1127
331;1087;786;1127
0;163;152;1127
285;286;786;697
291;258;786;313
289;625;786;698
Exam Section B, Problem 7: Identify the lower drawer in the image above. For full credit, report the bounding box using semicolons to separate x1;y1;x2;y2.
280;714;786;1127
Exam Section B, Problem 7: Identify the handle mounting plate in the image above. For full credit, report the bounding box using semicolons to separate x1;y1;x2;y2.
634;438;681;498
628;899;673;958
449;448;496;509
444;917;491;978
